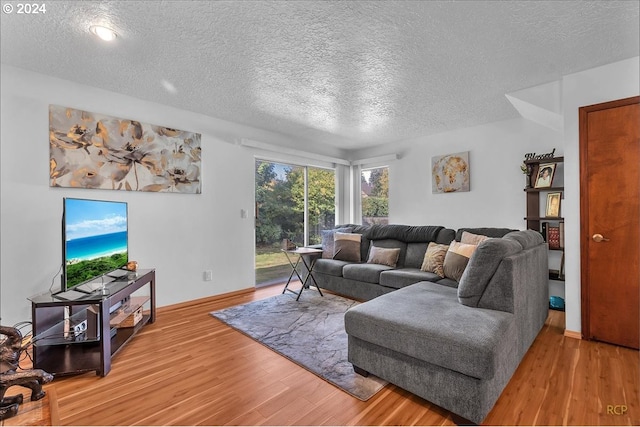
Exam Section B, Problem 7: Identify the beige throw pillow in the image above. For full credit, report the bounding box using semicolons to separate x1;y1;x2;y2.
460;231;490;245
443;241;478;282
420;242;449;278
367;246;401;268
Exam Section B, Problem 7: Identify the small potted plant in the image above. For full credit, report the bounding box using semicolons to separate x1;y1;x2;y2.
521;161;533;188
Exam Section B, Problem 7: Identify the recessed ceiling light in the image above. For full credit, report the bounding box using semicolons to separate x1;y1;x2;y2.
90;25;118;42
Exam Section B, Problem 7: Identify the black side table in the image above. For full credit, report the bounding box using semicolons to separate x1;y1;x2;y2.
281;248;324;300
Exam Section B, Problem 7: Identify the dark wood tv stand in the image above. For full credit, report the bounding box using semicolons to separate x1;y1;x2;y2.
28;269;156;377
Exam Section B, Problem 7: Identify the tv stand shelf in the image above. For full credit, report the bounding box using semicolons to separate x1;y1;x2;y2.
28;269;155;377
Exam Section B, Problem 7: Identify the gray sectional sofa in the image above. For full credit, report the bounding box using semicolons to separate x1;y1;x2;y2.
314;224;549;424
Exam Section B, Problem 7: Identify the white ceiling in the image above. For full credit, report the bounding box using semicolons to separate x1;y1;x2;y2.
1;1;638;152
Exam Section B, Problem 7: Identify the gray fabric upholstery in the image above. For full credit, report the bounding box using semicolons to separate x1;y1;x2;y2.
503;229;544;249
365;224;444;243
314;224;456;300
314;225;525;306
405;242;429;268
436;277;460;288
313;271;394;301
457;238;523;307
313;258;350;277
436;228;456;244
344;229;549;424
343;263;393;284
345;281;514;380
379;268;441;289
348;334;518;424
454;227;518;241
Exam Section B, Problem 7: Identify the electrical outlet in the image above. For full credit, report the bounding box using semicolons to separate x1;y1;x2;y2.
204;270;213;281
73;320;88;336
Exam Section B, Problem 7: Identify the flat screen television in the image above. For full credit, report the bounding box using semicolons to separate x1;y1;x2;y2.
62;197;128;291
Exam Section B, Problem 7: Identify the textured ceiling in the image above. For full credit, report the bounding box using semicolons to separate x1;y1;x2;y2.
1;1;638;152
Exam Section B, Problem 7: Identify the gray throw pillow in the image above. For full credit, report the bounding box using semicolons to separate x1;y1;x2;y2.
367;245;401;268
333;232;362;262
321;227;352;259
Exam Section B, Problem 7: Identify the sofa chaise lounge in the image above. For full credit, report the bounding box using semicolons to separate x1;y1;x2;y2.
314;224;549;423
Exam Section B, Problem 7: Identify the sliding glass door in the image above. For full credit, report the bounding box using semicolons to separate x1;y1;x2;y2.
361;166;389;226
255;160;335;286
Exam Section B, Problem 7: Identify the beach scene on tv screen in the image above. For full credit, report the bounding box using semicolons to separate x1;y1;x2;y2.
65;199;128;288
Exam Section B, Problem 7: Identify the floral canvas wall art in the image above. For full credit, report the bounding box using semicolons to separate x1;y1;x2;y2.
49;105;201;193
432;151;470;193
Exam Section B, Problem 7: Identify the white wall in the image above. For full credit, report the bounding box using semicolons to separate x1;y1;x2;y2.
0;64;344;326
384;118;567;299
383;118;563;230
561;56;640;334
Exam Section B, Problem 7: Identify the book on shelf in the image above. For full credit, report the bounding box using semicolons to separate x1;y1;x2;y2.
541;222;548;242
548;225;561;250
559;221;565;249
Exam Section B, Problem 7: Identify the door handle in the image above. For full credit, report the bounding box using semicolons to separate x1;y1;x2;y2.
592;233;610;242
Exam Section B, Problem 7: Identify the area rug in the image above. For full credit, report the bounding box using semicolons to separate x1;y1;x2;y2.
210;292;387;401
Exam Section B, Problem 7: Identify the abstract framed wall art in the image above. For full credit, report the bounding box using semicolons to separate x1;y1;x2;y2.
49;105;202;193
431;151;470;193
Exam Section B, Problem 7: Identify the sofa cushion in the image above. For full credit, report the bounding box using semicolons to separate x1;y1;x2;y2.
367;245;401;268
405;242;429;268
313;258;350;277
343;263;393;284
420;242;449;278
436;277;460;288
457;238;523;307
321;227;352;259
503;230;544;249
333;232;362;262
379;268;441;289
345;281;515;380
436;228;456;244
443;241;478;281
365;224;444;243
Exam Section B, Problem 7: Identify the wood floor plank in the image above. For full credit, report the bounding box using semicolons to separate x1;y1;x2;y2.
32;283;638;426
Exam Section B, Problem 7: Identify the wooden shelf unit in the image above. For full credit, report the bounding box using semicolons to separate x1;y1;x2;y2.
29;269;155;377
524;157;565;283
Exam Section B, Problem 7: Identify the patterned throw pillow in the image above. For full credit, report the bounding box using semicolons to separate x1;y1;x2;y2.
321;227;352;259
367;245;401;268
460;231;490;245
443;241;478;282
333;232;362;262
420;242;450;278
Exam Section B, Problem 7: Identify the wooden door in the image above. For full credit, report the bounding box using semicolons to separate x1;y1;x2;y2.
580;96;640;349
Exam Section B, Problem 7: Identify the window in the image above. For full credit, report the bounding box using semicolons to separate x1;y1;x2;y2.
361;166;389;226
255;160;335;286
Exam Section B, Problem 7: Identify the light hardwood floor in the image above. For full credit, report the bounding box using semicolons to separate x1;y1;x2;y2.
24;284;640;425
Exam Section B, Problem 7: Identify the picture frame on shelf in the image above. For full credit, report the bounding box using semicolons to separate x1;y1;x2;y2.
534;163;556;188
546;192;562;217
